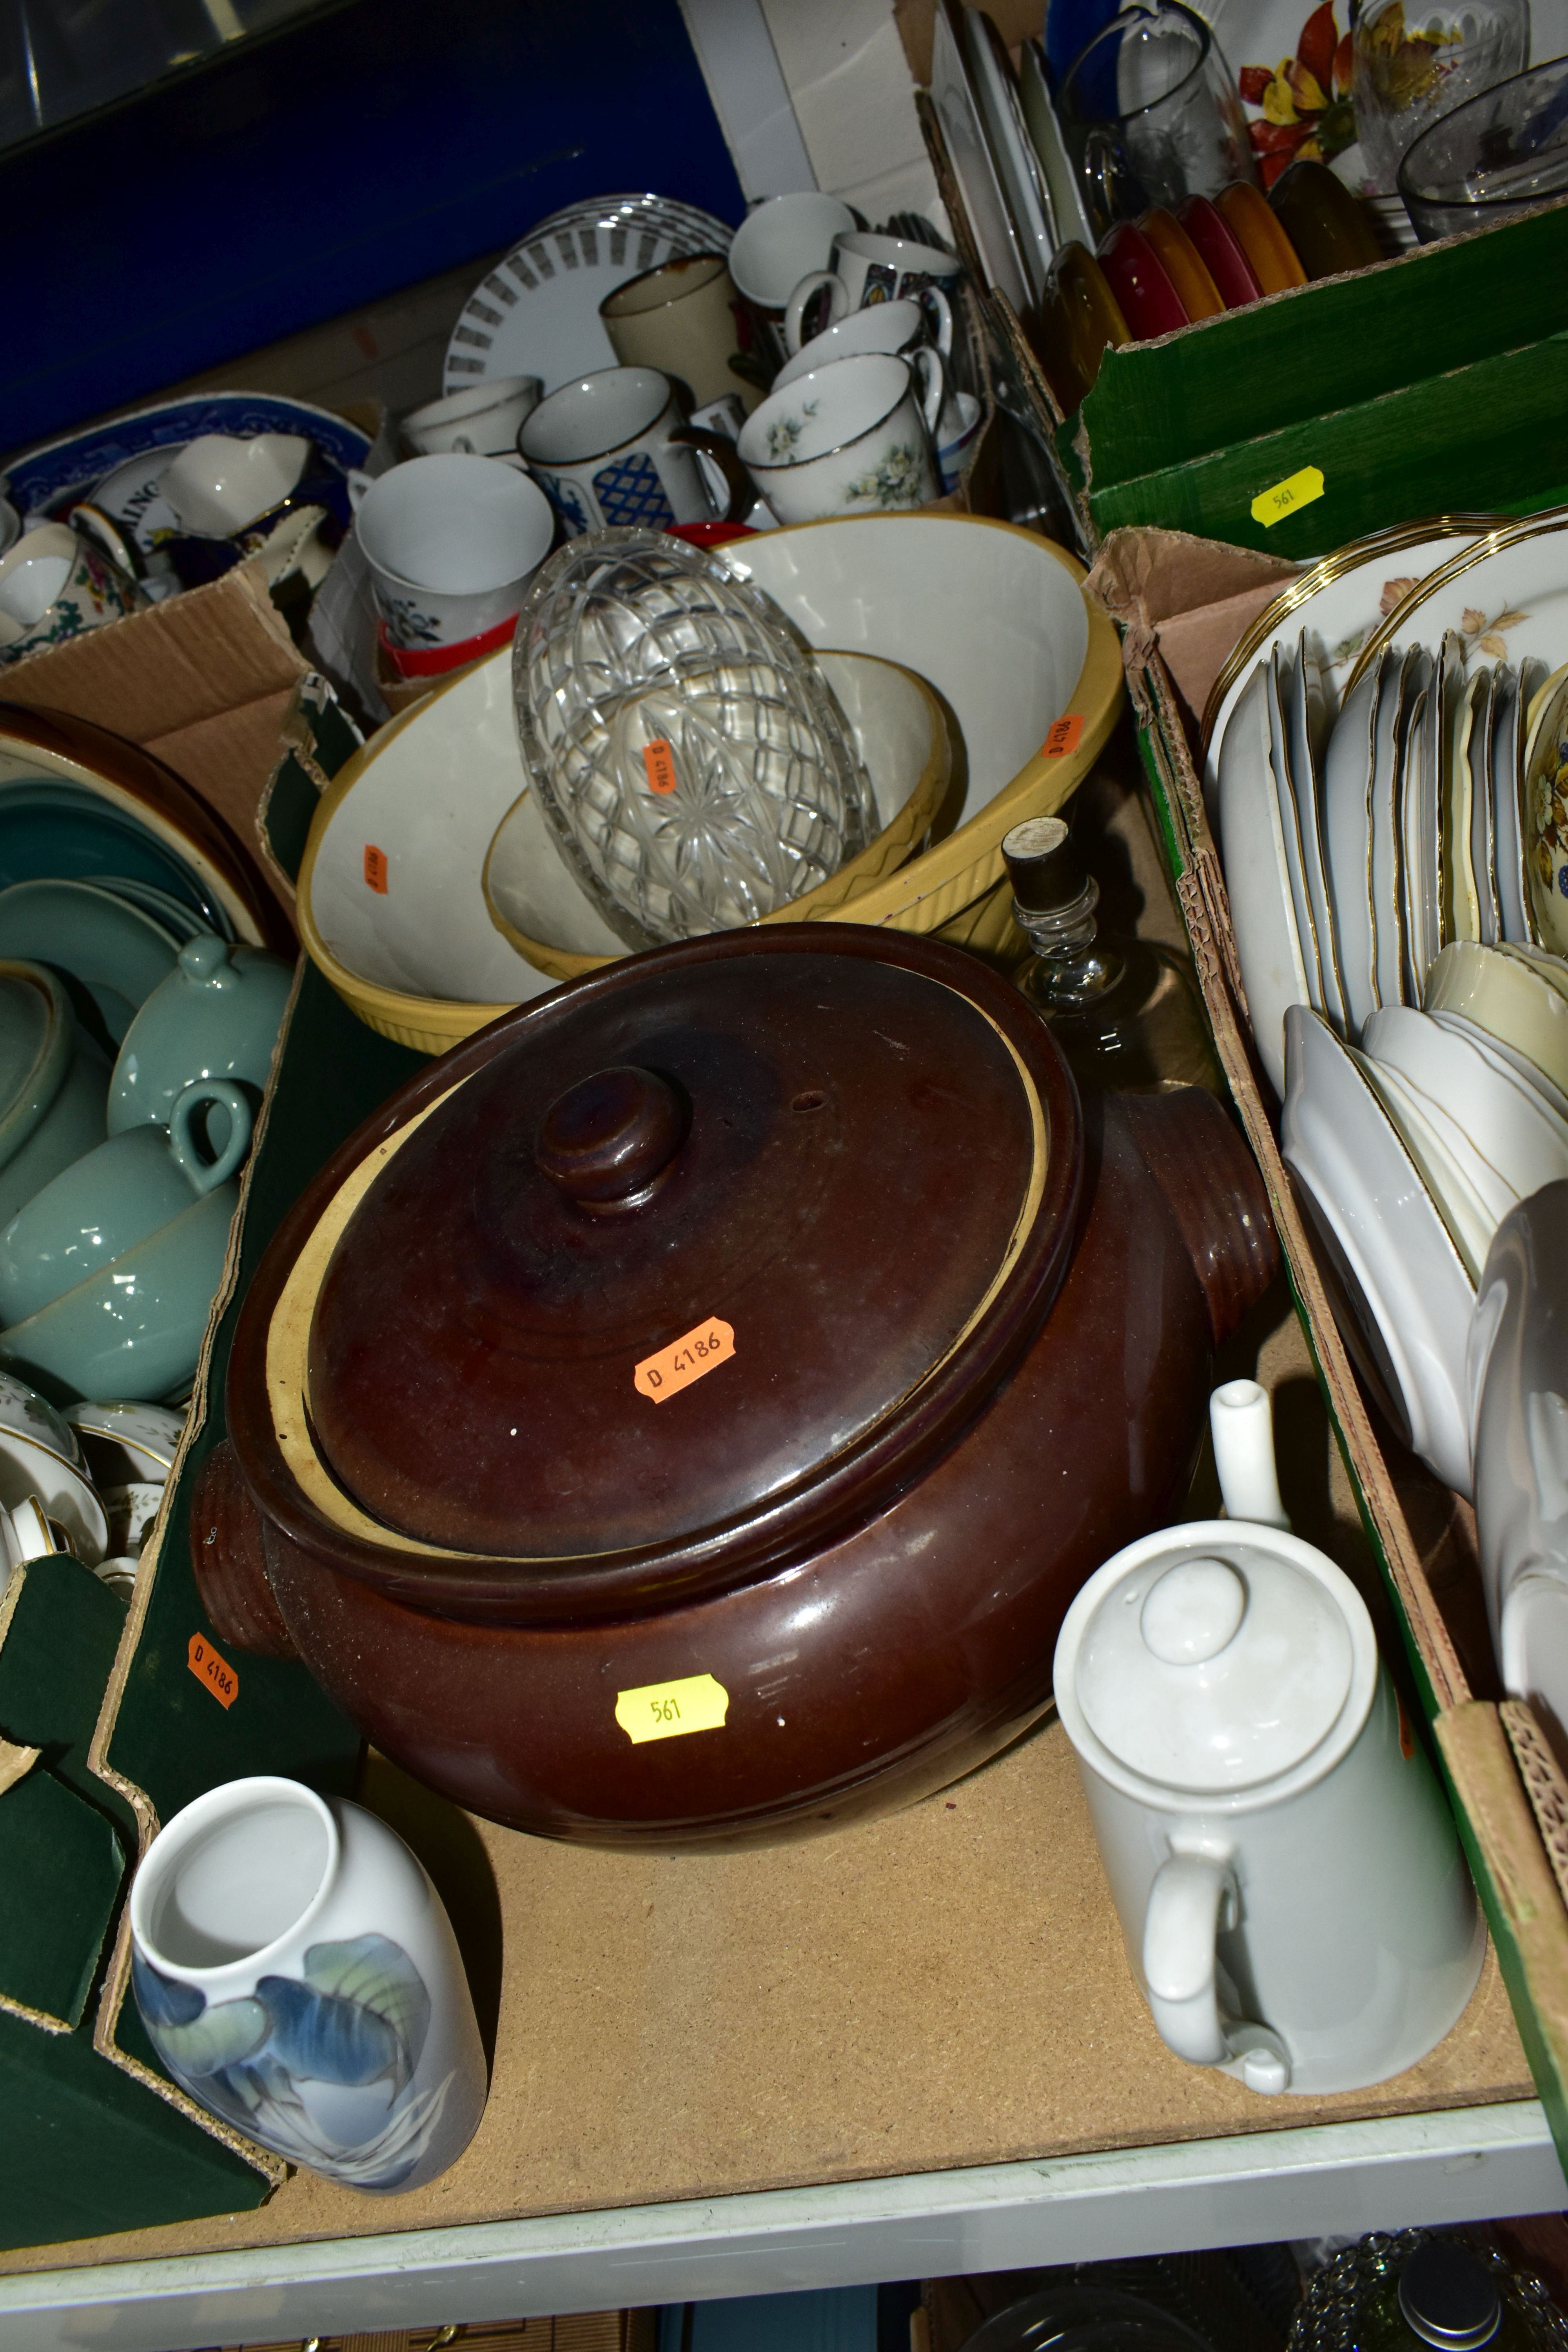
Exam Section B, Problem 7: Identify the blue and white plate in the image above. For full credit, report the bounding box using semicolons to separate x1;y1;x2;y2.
3;393;371;526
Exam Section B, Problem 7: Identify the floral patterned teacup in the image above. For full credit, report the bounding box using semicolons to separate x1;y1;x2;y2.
0;523;144;666
354;453;554;650
130;1775;487;2192
737;351;944;526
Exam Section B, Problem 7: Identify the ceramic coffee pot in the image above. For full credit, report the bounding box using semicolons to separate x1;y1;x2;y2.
192;924;1278;1849
1054;1379;1483;2092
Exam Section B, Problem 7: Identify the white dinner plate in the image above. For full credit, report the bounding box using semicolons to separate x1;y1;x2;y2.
1281;1002;1476;1495
1350;507;1568;697
443;194;736;398
1358;1050;1514;1283
1020;39;1096;250
931;2;1031;316
964;9;1056;301
1288;631;1348;1032
1365;1002;1568;1209
1268;643;1326;1014
1430;1005;1568;1122
1321;655;1381;1038
1218;660;1310;1095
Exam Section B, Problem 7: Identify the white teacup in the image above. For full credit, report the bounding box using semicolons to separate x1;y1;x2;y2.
0;523;144;662
785;230;963;355
938;389;984;490
354;454;554;649
517;365;747;538
402;376;543;457
737;352;944;526
161;434;311;535
773;296;949;395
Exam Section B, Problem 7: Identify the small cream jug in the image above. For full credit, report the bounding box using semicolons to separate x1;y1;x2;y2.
1053;1379;1483;2095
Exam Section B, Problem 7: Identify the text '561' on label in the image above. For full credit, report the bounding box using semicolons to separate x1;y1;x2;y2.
364;844;388;893
643;738;679;795
615;1673;730;1744
1042;714;1085;757
635;1316;735;1402
188;1633;239;1710
1250;465;1325;528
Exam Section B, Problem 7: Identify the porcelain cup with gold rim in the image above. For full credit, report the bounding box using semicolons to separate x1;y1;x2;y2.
737;352;943;526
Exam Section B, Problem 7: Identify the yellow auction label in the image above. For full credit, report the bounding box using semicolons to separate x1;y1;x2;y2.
1251;465;1325;528
615;1673;730;1745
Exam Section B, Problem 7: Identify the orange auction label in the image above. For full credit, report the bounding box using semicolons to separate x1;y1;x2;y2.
643;738;679;795
364;843;388;893
635;1316;735;1402
188;1633;239;1710
1042;714;1085;757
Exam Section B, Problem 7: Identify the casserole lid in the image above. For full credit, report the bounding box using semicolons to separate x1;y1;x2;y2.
297;928;1080;1612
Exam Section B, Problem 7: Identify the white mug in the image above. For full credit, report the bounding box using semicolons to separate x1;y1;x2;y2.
772;296;950;394
354;454;554;649
517;365;747;539
401;375;543;457
1053;1380;1483;2096
729;193;859;370
737;351;944;526
784;230;962;355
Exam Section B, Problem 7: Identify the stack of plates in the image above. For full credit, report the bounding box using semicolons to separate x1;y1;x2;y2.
442;193;737;399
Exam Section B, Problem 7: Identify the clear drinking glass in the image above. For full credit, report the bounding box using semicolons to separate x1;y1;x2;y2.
1058;0;1255;243
1397;55;1568;237
1352;0;1529;195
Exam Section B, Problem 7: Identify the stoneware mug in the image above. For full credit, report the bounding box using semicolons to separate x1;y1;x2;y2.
517;365;749;538
1053;1379;1483;2096
0;523;144;664
784;230;962;354
130;1775;487;2192
600;253;761;413
108;934;294;1138
0;1076;252;1325
353;456;554;650
401;376;543;458
737;351;944;526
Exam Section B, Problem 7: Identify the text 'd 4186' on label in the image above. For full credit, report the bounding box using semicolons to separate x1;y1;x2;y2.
635;1316;734;1402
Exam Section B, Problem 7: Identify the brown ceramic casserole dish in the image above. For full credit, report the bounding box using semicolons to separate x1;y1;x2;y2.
194;923;1276;1847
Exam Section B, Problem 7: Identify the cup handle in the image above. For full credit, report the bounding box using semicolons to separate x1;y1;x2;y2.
921;284;955;356
1142;1853;1292;2092
668;426;753;525
170;1079;254;1196
345;468;374;514
907;345;948;444
784;270;846;355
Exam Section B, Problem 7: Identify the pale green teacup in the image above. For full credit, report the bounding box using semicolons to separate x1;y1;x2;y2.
0;1077;250;1327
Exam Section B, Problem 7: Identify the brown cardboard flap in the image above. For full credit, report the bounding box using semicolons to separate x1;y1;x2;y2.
1085;528;1300;739
147;688;302;858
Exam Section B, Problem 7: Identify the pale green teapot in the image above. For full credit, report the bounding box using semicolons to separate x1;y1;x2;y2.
108;933;292;1137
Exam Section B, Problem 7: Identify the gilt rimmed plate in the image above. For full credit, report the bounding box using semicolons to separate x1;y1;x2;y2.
1201;518;1498;810
1268;642;1327;1014
1217;660;1309;1094
1321;653;1381;1037
442;194;735;398
1287;632;1348;1031
1348;506;1568;695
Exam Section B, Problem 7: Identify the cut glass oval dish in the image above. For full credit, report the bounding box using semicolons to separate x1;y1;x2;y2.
513;529;875;949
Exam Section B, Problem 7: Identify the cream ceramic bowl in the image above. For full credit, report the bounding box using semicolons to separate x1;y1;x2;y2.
483;649;952;982
725;514;1121;938
298;653;557;1053
1425;940;1568;1102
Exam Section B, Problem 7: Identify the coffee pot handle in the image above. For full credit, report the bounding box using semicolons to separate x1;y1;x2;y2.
170;1079;254;1195
1143;1852;1292;2093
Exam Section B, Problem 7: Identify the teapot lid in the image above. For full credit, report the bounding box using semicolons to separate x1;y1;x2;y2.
1065;1526;1368;1795
298;928;1082;1619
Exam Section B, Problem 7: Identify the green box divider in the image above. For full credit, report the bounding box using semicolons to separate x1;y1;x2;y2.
0;1768;124;2027
1086;330;1568;557
1076;202;1568;490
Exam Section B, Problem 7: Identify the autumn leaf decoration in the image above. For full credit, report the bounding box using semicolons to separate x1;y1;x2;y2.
1461;603;1528;660
1357;0;1461;120
1240;1;1357;186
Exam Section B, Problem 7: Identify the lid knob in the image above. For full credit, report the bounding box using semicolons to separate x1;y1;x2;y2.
1140;1557;1247;1665
535;1065;686;1210
177;935;239;989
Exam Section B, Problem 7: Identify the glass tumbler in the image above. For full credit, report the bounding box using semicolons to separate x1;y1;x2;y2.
1352;0;1529;194
1058;0;1255;243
